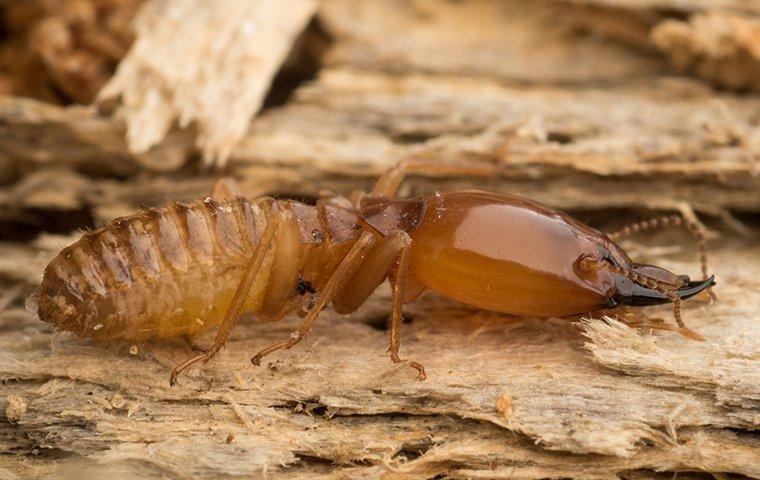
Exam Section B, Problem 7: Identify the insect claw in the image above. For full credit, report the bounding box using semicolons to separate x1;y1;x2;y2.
251;355;262;366
410;361;427;380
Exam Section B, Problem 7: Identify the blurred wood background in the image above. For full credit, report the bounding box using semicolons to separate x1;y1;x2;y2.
0;0;758;479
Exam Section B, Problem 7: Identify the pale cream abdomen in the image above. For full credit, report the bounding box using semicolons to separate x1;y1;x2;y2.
37;197;294;341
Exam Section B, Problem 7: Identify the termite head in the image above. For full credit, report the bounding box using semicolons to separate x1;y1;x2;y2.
579;246;715;308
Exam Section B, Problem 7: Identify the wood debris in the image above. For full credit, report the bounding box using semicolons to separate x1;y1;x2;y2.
653;12;760;92
99;0;319;166
0;0;758;478
0;0;142;104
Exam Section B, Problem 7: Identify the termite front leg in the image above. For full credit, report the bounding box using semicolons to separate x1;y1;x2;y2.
169;210;289;386
372;159;502;198
387;232;426;380
250;232;376;366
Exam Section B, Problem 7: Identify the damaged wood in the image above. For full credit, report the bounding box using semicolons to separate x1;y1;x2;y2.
0;239;758;478
317;0;667;84
1;0;758;479
1;68;758;228
652;12;760;92
99;0;320;165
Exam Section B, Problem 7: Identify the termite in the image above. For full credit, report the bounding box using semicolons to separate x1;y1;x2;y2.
35;160;715;385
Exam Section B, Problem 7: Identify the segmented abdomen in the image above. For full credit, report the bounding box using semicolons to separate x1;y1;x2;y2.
37;197;278;341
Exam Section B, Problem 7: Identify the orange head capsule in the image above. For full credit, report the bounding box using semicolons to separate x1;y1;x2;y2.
360;189;714;318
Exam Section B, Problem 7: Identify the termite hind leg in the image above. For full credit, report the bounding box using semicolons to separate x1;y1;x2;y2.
372;159;502;198
169;210;288;386
251;232;376;367
387;232;426;380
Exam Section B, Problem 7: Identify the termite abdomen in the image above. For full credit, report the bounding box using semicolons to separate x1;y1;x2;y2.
37;197;276;341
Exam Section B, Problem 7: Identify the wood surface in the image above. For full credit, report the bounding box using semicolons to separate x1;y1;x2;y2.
0;0;758;479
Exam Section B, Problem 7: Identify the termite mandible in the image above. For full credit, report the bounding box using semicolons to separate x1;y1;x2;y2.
36;160;715;385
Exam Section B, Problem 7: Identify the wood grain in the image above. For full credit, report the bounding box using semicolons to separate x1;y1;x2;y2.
1;0;759;478
1;237;758;479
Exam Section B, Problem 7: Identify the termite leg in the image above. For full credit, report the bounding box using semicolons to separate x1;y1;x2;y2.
327;231;424;378
662;291;704;341
211;177;243;200
332;231;411;313
624;318;678;333
169;210;289;386
251;232;376;366
371;159;502;198
607;214;714;299
387;232;426;380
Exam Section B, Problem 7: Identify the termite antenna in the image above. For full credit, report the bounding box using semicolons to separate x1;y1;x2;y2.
607;214;714;299
579;257;706;341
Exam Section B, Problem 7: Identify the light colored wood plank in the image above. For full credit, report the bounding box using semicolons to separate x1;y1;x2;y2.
1;238;758;478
